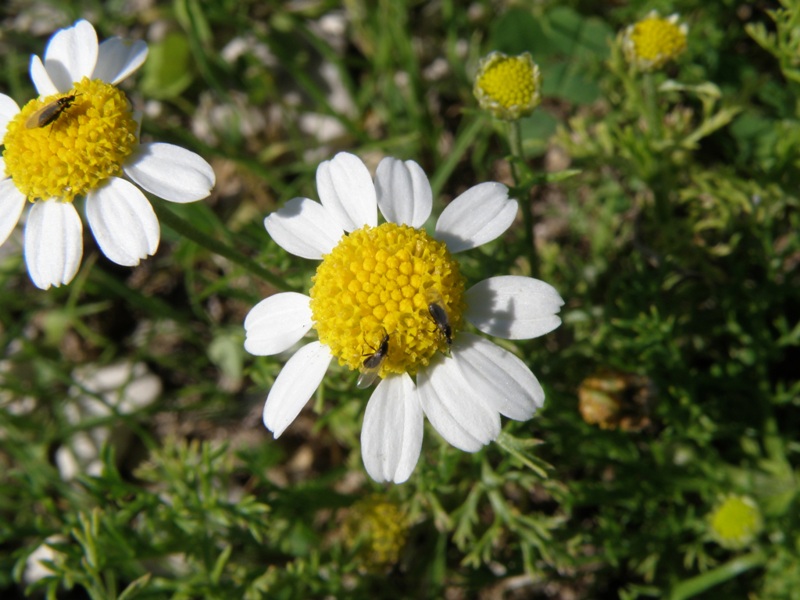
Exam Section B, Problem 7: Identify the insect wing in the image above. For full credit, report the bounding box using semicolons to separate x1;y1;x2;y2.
356;333;389;389
356;367;380;389
428;302;452;345
25;95;77;129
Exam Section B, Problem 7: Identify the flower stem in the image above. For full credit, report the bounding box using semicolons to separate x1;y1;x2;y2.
667;550;766;600
152;200;288;291
642;72;663;141
507;119;538;277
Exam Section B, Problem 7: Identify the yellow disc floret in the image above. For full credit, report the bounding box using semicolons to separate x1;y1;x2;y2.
2;77;138;203
622;12;688;71
343;494;407;573
708;495;763;550
310;223;464;379
474;51;542;120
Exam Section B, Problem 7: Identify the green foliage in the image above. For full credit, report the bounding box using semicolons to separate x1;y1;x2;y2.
747;0;800;85
1;0;799;599
140;33;194;100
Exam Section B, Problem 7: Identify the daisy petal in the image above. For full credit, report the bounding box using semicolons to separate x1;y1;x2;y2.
0;94;20;140
29;55;58;97
452;333;544;421
361;374;423;483
417;353;501;452
244;292;313;356
434;182;517;253
0;157;6;178
375;157;432;227
465;275;564;339
24;201;83;289
85;178;159;266
0;179;27;246
124;142;215;203
264;197;344;259
93;38;148;84
43;20;98;92
263;341;332;438
316;152;377;231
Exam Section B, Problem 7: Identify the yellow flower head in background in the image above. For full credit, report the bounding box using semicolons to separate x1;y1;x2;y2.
473;51;542;120
343;494;408;572
708;495;763;550
622;11;688;72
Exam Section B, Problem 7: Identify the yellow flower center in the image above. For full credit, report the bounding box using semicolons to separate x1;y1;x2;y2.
343;494;407;572
629;16;687;66
310;223;464;379
2;77;138;203
709;495;763;549
474;52;541;120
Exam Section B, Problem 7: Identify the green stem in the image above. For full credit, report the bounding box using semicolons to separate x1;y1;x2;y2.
152;200;288;291
91;268;188;323
507;119;538;277
429;116;485;198
637;72;674;223
642;72;662;141
668;550;767;600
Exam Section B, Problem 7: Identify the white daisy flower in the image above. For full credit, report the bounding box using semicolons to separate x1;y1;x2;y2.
0;19;215;290
244;152;564;484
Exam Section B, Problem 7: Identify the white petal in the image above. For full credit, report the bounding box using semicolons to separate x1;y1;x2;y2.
417;353;501;452
132;110;143;139
29;55;59;97
361;374;423;483
316;152;377;231
244;292;313;356
451;333;544;421
24;201;83;289
0;94;20;140
465;276;564;339
124;143;215;203
263;341;332;438
0;179;27;246
43;20;98;91
264;197;344;260
85;178;159;266
375;157;432;227
0;157;6;177
434;182;517;253
93;38;148;84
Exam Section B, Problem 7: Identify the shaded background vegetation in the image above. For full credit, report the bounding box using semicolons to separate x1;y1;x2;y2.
0;0;798;598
